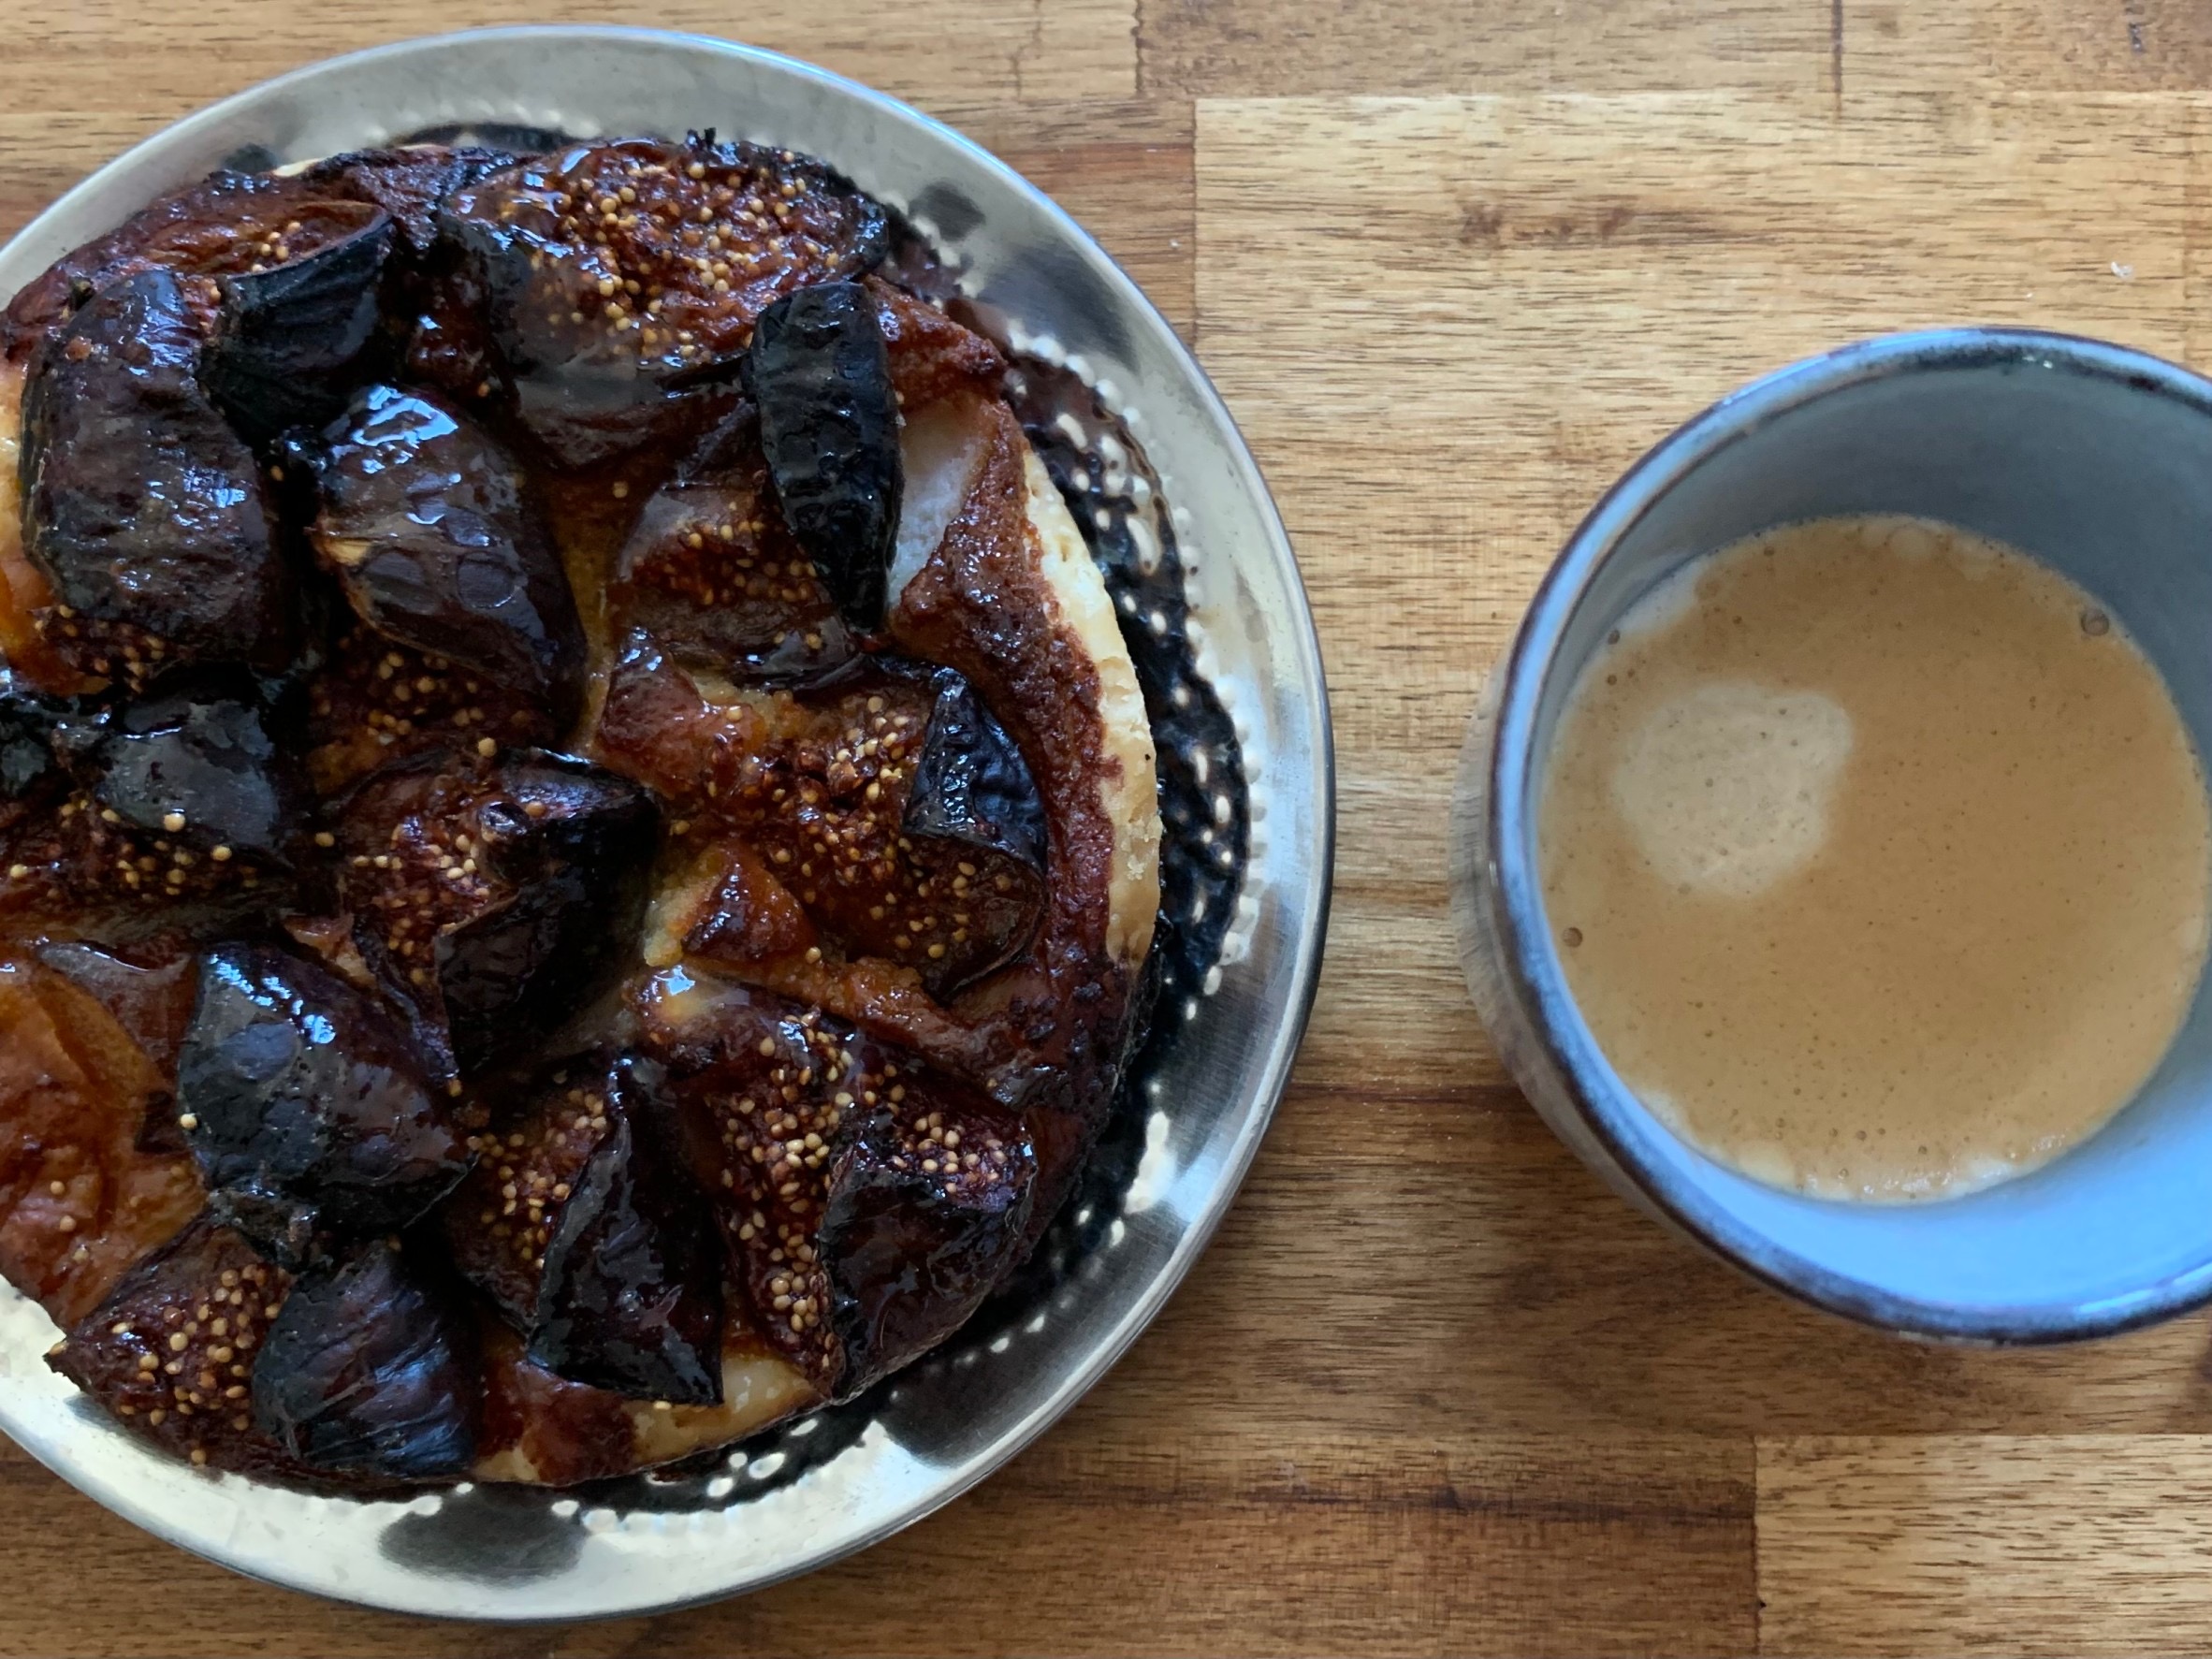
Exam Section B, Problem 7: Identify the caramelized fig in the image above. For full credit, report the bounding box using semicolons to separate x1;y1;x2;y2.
641;974;1032;1395
440;134;886;465
291;146;522;406
0;953;202;1326
444;1061;611;1328
0;775;291;933
302;626;549;797
294;146;518;262
252;1237;477;1481
606;404;851;678
201;203;394;444
176;942;468;1264
308;385;586;729
814;1095;1034;1394
19;269;284;686
503;1054;722;1404
599;653;1043;996
3;171;336;362
87;672;309;868
898;664;1048;983
338;749;657;1075
745;281;902;633
48;1215;294;1475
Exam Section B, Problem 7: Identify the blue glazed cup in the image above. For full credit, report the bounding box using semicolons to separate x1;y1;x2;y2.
1452;327;2212;1343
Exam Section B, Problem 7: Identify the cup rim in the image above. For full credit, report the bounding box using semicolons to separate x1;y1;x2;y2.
1486;326;2212;1344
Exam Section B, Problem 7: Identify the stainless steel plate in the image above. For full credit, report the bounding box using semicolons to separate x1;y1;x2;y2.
0;25;1331;1620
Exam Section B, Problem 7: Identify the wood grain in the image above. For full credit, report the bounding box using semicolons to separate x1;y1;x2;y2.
1759;1437;2212;1653
9;1;2212;1653
1138;0;1831;96
1843;0;2212;92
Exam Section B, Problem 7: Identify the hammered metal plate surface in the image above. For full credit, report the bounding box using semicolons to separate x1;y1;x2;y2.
0;25;1331;1620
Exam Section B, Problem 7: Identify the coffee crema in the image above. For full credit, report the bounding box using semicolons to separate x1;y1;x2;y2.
1539;515;2212;1201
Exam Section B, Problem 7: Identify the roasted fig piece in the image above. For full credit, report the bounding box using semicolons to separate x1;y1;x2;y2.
252;1237;477;1481
598;653;1044;997
606;404;851;678
19;269;284;686
745;281;902;633
0;953;202;1326
176;942;468;1264
642;974;1033;1396
48;1215;294;1476
439;134;887;466
289;147;522;406
444;1060;615;1329
201;203;394;444
302;626;548;797
813;1097;1035;1395
899;664;1049;975
338;749;657;1076
294;146;518;262
86;672;310;868
36;936;201;1155
513;1053;720;1406
3;170;332;362
307;384;587;729
0;777;292;933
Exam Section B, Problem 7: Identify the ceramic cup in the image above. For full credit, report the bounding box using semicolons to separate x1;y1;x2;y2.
1451;327;2212;1342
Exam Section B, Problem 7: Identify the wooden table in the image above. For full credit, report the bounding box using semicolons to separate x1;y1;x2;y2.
7;1;2212;1652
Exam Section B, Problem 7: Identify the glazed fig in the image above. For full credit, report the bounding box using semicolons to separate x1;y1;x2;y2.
338;749;657;1076
252;1237;477;1481
176;942;468;1264
49;1216;295;1475
501;1055;722;1404
813;1097;1035;1395
18;269;284;685
439;134;887;466
639;973;1033;1396
201;203;394;444
87;673;309;868
308;384;586;727
4;172;349;362
744;281;902;633
599;654;1044;996
606;404;851;679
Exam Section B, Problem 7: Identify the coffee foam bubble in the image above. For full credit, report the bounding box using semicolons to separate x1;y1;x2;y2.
1609;682;1854;899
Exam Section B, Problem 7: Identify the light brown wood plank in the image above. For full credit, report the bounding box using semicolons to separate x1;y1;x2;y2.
926;100;1196;338
1759;1436;2212;1654
1845;0;2212;94
1139;0;1828;96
